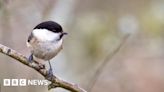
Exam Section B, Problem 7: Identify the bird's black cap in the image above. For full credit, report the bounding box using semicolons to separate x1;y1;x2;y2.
34;21;63;33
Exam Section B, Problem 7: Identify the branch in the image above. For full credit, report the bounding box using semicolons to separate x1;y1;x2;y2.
88;34;130;92
0;44;87;92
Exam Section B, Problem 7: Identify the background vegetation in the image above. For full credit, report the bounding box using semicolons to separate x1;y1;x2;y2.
0;0;164;92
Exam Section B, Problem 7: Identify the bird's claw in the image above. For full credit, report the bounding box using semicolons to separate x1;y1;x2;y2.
28;54;33;63
47;68;54;80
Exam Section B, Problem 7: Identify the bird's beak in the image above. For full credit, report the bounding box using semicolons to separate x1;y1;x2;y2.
62;32;68;35
59;32;68;40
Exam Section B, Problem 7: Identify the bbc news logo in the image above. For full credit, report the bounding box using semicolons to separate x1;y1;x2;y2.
3;79;50;86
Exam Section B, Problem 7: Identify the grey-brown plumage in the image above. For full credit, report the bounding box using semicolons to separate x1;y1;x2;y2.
27;21;67;61
27;21;67;77
27;33;63;61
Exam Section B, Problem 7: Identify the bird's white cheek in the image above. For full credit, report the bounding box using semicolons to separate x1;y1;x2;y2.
33;29;60;41
55;39;63;48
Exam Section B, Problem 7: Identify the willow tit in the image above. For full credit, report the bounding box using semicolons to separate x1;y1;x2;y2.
27;21;67;76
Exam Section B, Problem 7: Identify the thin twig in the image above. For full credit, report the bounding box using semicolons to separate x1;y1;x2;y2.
0;44;87;92
88;34;130;92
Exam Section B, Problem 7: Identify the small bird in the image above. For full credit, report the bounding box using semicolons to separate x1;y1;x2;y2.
27;21;67;76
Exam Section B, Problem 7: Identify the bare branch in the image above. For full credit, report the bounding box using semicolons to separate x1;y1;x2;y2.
0;44;87;92
88;34;130;92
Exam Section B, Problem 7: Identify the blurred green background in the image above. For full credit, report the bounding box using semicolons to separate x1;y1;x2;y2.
0;0;164;92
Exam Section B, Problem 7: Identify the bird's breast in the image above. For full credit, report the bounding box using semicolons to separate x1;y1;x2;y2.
28;38;63;61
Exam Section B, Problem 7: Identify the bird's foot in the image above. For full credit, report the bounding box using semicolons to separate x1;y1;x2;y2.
28;54;34;63
28;54;45;70
47;68;54;80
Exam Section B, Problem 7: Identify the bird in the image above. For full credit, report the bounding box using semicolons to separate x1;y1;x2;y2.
26;21;67;77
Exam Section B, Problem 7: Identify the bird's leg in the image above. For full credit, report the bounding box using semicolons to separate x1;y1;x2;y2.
47;60;53;79
28;53;34;63
28;54;45;69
